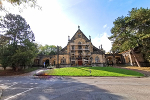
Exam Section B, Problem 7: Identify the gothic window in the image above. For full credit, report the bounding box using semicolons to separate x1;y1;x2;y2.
78;42;81;44
95;56;100;63
78;34;81;38
61;57;66;64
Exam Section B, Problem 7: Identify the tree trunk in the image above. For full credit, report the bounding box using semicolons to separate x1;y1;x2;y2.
131;49;141;67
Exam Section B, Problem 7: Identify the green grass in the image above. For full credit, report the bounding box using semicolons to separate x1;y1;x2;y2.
46;67;144;77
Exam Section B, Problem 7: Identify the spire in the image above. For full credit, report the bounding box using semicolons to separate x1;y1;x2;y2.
78;25;80;29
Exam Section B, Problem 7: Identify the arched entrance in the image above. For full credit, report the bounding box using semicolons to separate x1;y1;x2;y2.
106;57;113;66
115;57;121;64
45;59;49;67
78;56;82;65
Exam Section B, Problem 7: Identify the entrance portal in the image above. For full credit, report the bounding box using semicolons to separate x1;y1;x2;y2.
78;58;82;65
45;59;49;67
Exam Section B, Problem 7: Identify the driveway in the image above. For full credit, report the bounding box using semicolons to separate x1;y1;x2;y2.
0;70;150;100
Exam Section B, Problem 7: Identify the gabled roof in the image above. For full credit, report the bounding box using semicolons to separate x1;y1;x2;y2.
92;46;104;54
69;28;90;42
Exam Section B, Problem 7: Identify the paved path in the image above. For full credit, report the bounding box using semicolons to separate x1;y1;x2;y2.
0;68;150;100
0;72;150;100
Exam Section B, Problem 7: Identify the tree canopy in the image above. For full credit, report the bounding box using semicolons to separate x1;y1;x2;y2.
38;44;62;56
0;13;37;71
109;7;150;61
0;0;40;12
1;13;35;44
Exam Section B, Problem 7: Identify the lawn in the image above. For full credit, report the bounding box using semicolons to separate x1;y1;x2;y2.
46;67;144;77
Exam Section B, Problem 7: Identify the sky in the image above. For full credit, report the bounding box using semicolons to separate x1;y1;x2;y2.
1;0;150;52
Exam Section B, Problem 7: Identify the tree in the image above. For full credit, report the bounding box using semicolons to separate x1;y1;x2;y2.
0;0;38;8
0;34;11;70
1;13;35;44
0;13;37;71
38;45;62;56
109;7;150;67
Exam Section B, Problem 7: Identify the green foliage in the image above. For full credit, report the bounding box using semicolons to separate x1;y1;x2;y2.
0;13;38;71
38;45;62;56
1;13;35;43
109;7;150;61
0;0;37;6
0;0;40;13
46;67;144;77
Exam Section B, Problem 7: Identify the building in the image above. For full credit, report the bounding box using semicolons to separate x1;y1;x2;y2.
33;26;150;67
34;26;106;67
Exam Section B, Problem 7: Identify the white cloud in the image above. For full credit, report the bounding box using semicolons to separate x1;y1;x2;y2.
92;32;112;52
103;24;107;28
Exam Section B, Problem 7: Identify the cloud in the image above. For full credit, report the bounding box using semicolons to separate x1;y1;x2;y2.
92;32;112;52
103;24;107;28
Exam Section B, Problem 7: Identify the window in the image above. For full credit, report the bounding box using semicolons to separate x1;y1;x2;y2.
85;45;88;49
78;46;82;49
61;57;66;64
95;56;100;63
78;34;81;38
72;46;74;50
78;42;81;45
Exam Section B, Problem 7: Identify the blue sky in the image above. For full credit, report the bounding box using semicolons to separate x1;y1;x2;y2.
1;0;150;52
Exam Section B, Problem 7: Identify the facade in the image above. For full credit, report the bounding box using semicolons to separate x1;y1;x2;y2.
34;26;106;67
33;26;150;67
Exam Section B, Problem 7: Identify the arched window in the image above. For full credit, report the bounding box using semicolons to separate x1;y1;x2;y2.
78;33;81;38
95;56;100;63
61;57;66;64
78;42;81;44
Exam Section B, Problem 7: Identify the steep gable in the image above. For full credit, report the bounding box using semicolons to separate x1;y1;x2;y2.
69;27;90;42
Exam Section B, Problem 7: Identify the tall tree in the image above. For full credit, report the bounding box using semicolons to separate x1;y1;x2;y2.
0;0;39;11
1;13;35;44
38;45;62;56
0;13;37;71
109;8;150;66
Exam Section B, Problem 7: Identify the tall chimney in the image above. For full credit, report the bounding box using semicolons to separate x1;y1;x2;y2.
68;36;70;41
89;35;91;41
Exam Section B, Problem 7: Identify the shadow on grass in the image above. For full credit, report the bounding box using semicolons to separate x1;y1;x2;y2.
81;66;144;76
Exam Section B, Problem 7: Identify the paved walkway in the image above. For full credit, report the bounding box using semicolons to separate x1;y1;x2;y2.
0;68;150;99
